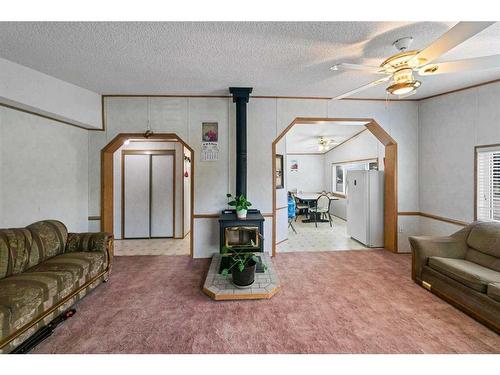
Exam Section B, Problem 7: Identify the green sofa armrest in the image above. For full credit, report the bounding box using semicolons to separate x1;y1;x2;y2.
409;233;468;283
66;232;114;269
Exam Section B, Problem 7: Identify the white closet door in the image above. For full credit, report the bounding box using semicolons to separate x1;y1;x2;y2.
124;154;151;238
151;154;174;237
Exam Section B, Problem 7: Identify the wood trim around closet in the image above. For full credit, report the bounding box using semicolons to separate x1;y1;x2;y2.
121;149;176;239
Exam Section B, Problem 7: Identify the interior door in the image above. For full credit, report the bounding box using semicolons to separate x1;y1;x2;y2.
151;154;174;237
123;154;151;238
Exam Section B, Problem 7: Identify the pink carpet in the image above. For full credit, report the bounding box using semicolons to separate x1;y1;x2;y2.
32;250;499;353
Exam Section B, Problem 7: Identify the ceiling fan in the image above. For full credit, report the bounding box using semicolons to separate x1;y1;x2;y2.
330;22;499;99
318;136;337;152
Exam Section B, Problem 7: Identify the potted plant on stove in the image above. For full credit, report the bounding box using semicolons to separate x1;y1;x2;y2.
220;244;267;287
226;193;252;219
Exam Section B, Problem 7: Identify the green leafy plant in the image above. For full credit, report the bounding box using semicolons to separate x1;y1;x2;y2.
220;244;267;277
226;193;252;211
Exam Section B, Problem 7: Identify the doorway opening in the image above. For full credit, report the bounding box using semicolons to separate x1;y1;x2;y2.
101;133;194;257
272;118;397;256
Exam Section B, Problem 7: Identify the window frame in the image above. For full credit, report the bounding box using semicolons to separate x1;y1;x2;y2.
333;165;346;195
475;143;500;222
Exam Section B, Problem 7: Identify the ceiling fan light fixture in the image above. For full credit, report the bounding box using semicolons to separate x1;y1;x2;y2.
393;68;414;83
386;80;421;96
379;50;421;73
318;136;332;152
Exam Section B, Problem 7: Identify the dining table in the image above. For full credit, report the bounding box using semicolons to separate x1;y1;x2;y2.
294;192;339;223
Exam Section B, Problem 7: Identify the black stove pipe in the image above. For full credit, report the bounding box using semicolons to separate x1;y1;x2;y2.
229;87;253;198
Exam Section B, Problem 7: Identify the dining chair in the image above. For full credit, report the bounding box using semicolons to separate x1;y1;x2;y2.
309;194;333;228
287;194;297;234
293;193;309;221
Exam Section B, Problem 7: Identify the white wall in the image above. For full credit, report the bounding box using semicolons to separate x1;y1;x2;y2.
418;81;500;237
0;106;88;232
0;58;101;129
94;96;419;257
286;154;325;193
112;141;184;239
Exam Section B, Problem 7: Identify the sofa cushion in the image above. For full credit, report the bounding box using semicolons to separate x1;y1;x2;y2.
487;283;500;302
0;228;33;280
465;248;500;272
428;257;500;292
0;252;105;340
27;251;106;281
26;220;68;265
466;221;500;258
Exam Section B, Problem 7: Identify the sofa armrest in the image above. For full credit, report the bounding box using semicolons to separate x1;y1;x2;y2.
66;232;114;269
409;235;467;283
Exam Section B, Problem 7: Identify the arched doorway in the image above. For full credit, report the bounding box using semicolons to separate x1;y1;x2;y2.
101;133;195;258
272;117;397;256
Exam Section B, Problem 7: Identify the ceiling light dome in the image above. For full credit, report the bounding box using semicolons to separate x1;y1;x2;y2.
386;68;421;96
386;81;421;96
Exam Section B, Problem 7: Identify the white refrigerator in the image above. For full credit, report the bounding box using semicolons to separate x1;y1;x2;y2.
346;170;384;247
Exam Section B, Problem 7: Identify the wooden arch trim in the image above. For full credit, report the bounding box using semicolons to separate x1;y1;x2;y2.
272;117;398;256
101;133;195;257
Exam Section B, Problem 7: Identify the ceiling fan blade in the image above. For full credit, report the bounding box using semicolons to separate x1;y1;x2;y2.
331;76;392;100
331;63;384;74
418;54;500;75
411;22;495;67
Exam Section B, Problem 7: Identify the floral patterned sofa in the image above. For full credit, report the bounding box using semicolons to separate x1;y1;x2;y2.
0;220;113;353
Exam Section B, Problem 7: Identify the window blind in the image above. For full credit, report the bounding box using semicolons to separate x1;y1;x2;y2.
477;147;500;222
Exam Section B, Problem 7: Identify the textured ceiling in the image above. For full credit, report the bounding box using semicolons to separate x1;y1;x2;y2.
0;22;499;99
286;122;367;153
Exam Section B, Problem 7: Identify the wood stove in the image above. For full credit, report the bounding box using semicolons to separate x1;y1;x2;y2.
218;87;264;255
219;209;264;252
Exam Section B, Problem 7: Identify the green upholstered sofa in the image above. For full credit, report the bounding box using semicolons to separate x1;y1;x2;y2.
409;221;500;333
0;220;113;353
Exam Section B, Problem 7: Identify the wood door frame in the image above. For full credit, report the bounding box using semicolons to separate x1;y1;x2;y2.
101;133;194;258
272;117;398;256
121;149;176;239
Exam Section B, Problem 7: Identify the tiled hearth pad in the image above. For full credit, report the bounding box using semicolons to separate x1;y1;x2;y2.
203;253;281;300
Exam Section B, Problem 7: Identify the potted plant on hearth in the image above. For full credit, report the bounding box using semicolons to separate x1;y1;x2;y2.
226;193;252;219
220;245;267;287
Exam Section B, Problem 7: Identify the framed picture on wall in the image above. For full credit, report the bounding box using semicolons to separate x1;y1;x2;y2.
202;122;218;142
276;154;284;189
